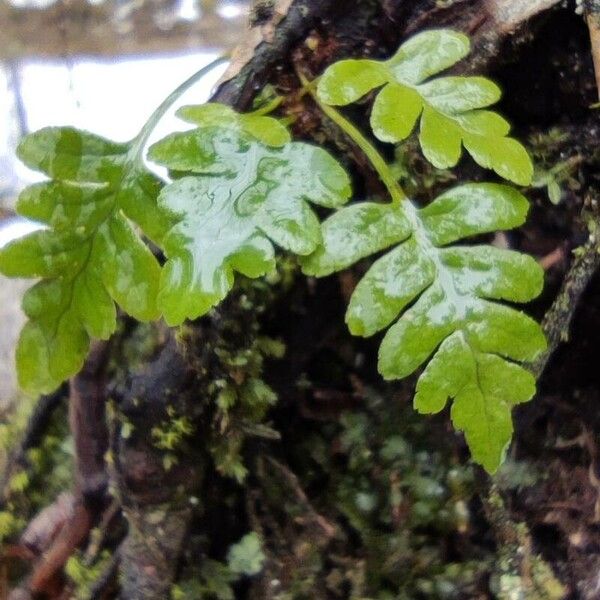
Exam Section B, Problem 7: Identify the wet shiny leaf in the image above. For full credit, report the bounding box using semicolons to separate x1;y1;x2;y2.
150;126;351;325
317;29;533;185
177;103;291;147
301;202;411;277
302;183;545;472
0;127;164;393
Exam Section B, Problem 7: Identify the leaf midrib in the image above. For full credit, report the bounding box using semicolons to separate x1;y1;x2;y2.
38;155;143;350
402;199;471;323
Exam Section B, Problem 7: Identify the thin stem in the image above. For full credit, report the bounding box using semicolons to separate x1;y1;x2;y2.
299;72;407;203
130;55;230;160
248;95;284;116
299;70;466;319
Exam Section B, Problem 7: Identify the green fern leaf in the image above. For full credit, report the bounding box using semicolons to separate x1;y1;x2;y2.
0;128;165;394
317;29;533;185
176;102;291;147
301;183;546;472
148;109;351;325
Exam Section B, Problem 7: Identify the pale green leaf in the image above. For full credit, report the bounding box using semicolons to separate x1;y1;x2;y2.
94;214;160;319
418;77;501;114
151;126;351;325
304;181;545;472
378;284;456;380
415;332;536;472
388;29;470;85
317;59;388;105
440;246;544;302
157;176;276;325
464;301;546;363
346;237;435;336
316;29;533;185
371;83;423;142
419;107;462;169
456;110;510;136
17;284;91;393
463;134;534;186
16;127;126;183
413;331;473;414
149;127;350;208
451;352;535;472
147;126;249;176
0;127;164;394
300;202;411;276
547;178;562;205
419;183;529;246
177;102;291;147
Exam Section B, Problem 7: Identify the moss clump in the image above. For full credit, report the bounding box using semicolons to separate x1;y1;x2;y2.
65;550;112;600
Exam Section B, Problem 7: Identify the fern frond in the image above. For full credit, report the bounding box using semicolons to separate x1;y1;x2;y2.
302;182;545;472
317;29;533;185
0;128;166;393
148;104;351;325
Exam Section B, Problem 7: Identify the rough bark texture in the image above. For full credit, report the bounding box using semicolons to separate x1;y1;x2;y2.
69;341;110;501
110;337;203;599
119;505;193;600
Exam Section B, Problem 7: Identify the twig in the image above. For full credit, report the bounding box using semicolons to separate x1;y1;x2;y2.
19;492;75;556
28;501;92;595
531;206;600;378
83;500;121;562
265;457;337;539
539;244;567;271
69;340;111;500
6;345;112;597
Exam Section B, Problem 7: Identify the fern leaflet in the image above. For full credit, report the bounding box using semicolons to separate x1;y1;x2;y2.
148;104;351;325
0;128;166;393
317;29;533;185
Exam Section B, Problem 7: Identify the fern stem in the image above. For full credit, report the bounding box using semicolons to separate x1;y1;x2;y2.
131;54;230;160
299;73;407;204
248;95;284;116
302;71;467;318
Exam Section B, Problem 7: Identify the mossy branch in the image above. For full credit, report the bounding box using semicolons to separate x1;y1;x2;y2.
532;194;600;378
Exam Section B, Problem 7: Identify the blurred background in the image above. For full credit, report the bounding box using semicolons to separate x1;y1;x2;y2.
0;0;248;406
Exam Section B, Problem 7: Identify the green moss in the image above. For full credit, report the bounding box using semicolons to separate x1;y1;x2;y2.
487;488;566;600
0;510;24;542
119;322;165;371
151;407;194;451
176;271;289;483
65;550;112;600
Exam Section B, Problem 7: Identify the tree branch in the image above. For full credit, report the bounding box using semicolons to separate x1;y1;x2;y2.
213;0;341;108
69;340;111;502
585;0;600;98
532;198;600;379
